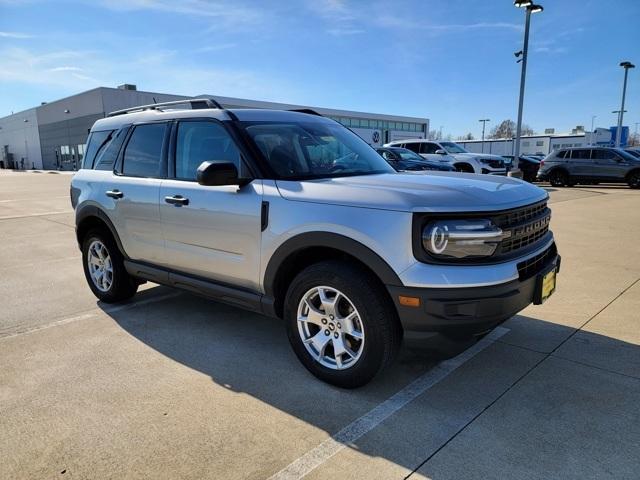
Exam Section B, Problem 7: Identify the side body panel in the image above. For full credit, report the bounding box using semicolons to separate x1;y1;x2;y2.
159;179;264;290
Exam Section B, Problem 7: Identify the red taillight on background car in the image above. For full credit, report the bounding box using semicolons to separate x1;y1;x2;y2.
540;160;544;167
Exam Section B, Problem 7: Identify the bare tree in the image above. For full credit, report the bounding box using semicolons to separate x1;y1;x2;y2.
457;132;475;141
488;119;534;139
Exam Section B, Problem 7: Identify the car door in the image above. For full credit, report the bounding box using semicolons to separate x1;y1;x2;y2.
107;122;167;263
159;119;263;290
567;149;594;180
418;142;445;162
592;149;630;181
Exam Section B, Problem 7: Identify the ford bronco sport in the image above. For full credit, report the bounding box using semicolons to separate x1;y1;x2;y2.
71;99;560;388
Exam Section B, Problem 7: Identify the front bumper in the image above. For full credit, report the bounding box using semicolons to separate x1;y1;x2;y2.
387;250;560;340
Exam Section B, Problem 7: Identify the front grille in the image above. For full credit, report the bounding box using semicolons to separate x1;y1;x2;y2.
517;243;557;280
484;159;504;168
493;201;551;254
493;201;548;227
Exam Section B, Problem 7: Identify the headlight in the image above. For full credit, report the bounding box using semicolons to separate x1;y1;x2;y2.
478;157;493;164
422;219;508;259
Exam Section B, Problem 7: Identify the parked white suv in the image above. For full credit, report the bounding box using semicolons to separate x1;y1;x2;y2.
385;139;507;175
71;99;559;388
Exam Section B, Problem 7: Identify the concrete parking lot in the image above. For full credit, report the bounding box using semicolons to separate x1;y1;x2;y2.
1;170;639;480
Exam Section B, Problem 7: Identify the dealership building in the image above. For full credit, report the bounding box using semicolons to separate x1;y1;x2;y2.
0;85;429;170
457;127;625;157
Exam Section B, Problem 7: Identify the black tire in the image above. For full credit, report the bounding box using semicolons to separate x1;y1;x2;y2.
455;163;474;173
628;171;640;189
549;169;569;187
284;261;402;388
81;228;138;303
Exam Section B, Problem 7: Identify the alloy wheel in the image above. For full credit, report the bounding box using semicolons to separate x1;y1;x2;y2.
296;286;365;370
87;239;113;292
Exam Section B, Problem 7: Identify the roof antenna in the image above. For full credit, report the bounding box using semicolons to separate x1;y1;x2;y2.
152;97;157;103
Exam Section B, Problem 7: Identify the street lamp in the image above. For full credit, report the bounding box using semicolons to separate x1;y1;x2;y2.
615;61;635;147
479;119;490;153
512;0;543;176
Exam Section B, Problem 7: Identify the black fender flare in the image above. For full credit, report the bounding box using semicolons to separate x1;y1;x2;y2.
263;231;403;298
75;204;128;258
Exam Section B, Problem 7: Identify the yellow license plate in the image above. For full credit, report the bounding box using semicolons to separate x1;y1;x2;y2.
541;269;556;303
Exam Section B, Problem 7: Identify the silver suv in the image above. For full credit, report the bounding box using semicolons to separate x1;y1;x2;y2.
71;99;560;388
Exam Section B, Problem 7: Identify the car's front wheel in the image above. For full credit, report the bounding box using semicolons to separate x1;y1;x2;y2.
82;228;138;303
284;261;402;388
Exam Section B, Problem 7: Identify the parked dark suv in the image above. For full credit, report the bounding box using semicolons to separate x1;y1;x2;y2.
537;147;640;188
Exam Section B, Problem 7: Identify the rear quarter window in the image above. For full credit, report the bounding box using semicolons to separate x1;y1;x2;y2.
83;130;114;169
94;128;129;171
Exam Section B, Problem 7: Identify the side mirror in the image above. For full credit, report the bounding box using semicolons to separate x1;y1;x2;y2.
196;161;249;186
435;149;447;155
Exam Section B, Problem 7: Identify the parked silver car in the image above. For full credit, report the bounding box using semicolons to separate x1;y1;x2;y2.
71;99;560;387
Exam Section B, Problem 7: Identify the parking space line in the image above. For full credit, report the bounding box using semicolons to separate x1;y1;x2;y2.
0;291;183;341
0;211;71;220
268;326;509;480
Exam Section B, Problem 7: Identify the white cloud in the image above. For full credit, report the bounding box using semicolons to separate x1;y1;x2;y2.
308;1;522;36
97;0;264;26
0;31;33;38
48;66;84;72
195;43;238;53
0;45;299;103
326;28;364;36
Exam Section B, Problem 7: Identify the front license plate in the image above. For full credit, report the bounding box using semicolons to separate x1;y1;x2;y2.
537;268;557;304
541;270;556;302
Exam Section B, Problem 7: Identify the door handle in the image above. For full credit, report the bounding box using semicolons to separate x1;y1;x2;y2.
164;195;189;206
106;189;124;199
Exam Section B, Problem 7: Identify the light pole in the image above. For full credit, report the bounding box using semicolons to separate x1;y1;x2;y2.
616;61;635;147
512;0;543;176
590;115;596;145
613;110;627;145
479;119;490;153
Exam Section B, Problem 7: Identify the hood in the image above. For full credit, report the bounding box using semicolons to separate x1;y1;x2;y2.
276;172;547;213
453;153;505;161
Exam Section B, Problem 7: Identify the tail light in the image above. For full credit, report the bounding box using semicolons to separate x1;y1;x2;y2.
540;160;544;167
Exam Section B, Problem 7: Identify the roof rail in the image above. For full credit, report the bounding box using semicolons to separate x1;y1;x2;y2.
107;98;224;117
288;108;323;117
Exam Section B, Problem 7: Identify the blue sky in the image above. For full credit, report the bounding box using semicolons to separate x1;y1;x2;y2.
1;0;638;138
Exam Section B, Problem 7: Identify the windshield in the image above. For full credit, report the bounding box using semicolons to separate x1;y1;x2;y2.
395;149;425;162
439;142;468;154
242;121;394;179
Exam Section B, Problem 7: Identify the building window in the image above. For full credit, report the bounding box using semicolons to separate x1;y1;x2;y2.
536;140;544;146
522;141;530;147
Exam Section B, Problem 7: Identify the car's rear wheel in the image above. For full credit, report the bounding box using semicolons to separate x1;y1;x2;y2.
82;228;138;303
628;171;640;189
549;169;569;187
284;261;402;388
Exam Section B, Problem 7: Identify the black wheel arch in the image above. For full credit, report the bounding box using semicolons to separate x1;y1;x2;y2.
453;162;475;173
75;205;127;258
263;232;402;318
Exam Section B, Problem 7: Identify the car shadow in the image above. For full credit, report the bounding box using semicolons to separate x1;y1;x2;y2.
99;285;640;477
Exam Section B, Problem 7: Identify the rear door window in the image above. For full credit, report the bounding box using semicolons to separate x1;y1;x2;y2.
571;149;592;161
403;143;420;153
121;123;167;178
